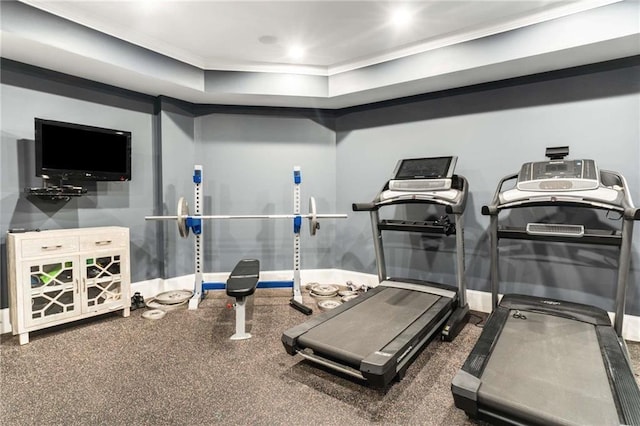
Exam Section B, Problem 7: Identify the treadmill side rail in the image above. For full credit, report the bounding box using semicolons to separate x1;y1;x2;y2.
597;326;640;425
451;370;481;417
296;349;365;380
360;296;452;387
459;306;510;378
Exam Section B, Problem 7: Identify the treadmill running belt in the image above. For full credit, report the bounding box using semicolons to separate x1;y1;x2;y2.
479;310;619;426
297;287;441;366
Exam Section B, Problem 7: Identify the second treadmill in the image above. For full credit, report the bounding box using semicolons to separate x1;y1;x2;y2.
282;156;470;387
451;147;640;425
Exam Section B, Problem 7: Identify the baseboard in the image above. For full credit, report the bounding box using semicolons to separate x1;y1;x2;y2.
1;308;10;336
129;269;380;299
3;269;639;341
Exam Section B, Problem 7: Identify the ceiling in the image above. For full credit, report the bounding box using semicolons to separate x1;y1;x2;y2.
14;0;616;74
2;0;639;108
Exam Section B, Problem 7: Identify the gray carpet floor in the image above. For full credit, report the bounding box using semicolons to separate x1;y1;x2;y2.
2;288;639;426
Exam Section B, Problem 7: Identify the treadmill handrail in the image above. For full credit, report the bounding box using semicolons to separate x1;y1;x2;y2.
352;174;469;303
482;173;518;216
604;169;636;211
483;165;638;337
353;175;469;215
352;202;376;211
482;169;637;215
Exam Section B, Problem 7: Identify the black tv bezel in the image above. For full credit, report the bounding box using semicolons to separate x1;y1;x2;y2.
35;118;132;182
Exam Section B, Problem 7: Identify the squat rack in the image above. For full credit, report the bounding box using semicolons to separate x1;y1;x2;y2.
145;165;347;313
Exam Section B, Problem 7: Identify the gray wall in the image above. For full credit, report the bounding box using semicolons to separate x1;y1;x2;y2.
2;58;639;317
0;61;339;311
150;102;338;279
0;60;160;308
336;60;640;315
193;108;337;275
155;99;197;279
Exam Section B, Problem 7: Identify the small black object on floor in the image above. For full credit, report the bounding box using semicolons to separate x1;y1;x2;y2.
130;292;146;310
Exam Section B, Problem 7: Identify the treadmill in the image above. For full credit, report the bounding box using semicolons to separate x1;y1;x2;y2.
451;147;640;426
282;156;470;387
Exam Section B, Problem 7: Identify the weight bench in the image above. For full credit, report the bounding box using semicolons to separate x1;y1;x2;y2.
226;259;260;340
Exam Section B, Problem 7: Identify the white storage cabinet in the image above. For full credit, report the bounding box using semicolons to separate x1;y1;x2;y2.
7;227;131;345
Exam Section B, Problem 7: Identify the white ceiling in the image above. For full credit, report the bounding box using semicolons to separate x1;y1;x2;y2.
3;0;639;108
18;0;617;74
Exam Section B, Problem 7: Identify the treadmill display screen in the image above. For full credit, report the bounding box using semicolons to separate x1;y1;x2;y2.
394;157;455;180
522;159;597;181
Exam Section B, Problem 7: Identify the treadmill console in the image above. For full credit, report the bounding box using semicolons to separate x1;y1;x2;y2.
516;159;600;192
388;156;457;192
378;156;464;205
499;147;624;206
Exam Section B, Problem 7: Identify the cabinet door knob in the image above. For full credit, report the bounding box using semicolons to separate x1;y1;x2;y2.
95;240;112;246
41;244;62;250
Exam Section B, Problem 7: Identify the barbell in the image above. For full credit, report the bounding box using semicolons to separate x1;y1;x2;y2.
145;196;348;238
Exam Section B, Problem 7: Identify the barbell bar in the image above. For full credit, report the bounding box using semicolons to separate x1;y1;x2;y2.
145;196;348;238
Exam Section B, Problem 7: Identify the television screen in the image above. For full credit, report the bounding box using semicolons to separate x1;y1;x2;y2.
35;118;132;181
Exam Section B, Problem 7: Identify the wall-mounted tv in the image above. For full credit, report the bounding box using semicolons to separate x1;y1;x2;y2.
35;118;132;182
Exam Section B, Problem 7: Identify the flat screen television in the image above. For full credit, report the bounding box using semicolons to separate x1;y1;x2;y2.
35;118;132;182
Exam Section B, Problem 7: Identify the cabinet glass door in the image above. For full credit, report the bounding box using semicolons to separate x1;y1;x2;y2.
26;258;79;326
84;253;124;312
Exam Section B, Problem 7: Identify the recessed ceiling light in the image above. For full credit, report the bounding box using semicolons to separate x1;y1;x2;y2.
390;7;413;27
288;45;305;61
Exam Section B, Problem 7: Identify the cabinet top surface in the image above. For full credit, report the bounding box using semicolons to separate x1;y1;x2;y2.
8;226;129;240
